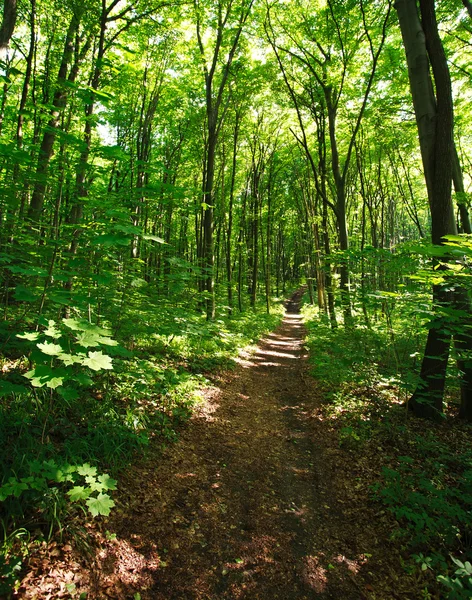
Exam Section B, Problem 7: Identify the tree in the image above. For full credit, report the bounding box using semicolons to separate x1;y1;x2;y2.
194;0;254;319
0;0;17;57
266;0;392;325
395;0;472;419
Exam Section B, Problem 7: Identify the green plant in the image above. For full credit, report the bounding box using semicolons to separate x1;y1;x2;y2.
0;552;22;596
0;459;117;522
338;426;362;449
438;556;472;599
18;318;116;397
0;529;29;596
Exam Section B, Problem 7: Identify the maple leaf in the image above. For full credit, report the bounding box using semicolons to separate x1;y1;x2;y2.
86;493;115;517
67;486;92;502
77;464;98;478
97;474;118;491
83;351;113;371
37;342;63;356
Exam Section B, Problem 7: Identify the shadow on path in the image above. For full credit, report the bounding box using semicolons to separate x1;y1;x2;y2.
82;291;372;599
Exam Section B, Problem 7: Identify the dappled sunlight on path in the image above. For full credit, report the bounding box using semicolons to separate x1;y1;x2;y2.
50;292;383;600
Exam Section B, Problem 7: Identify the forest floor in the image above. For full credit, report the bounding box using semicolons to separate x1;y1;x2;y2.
15;292;420;600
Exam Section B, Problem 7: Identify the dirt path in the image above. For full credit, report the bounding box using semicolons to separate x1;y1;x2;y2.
86;293;377;600
18;293;405;599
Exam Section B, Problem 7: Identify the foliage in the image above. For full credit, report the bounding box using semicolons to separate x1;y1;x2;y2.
303;302;472;598
0;293;283;593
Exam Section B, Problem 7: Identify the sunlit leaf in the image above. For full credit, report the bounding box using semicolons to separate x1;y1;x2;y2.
83;351;113;371
44;320;62;338
77;464;97;478
37;342;63;356
67;486;92;502
17;332;40;341
86;493;115;517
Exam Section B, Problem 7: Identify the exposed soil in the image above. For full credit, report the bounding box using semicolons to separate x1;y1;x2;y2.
15;291;412;599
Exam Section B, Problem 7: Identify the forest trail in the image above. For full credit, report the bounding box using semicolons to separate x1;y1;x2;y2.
19;292;403;599
86;290;377;600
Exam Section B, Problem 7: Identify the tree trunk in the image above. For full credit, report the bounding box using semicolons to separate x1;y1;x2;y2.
27;10;83;225
0;0;17;57
452;144;472;234
396;0;457;419
226;112;240;315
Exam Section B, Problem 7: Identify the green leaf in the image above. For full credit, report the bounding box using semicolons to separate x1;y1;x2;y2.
62;318;83;331
83;351;113;371
63;318;114;338
143;234;166;244
13;285;37;302
10;479;29;497
86;493;115;517
77;464;97;477
75;331;101;348
17;331;40;341
37;342;63;356
73;373;93;387
96;144;128;160
46;377;65;389
44;320;62;338
67;486;92;502
58;352;83;366
0;381;28;398
56;387;79;401
92;233;131;247
97;474;117;491
24;365;68;388
96;335;118;347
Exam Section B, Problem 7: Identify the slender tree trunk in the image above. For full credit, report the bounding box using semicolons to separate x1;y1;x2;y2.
452;144;472;234
203;121;217;319
27;10;83;225
226;112;240;315
322;195;337;329
195;0;254;320
4;0;35;241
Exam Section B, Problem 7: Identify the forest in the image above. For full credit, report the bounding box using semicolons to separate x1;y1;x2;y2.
0;0;472;597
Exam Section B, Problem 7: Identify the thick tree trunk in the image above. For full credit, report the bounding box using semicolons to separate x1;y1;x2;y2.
396;0;457;419
0;0;17;57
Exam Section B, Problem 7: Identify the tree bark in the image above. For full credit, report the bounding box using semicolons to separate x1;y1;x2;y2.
395;0;457;419
0;0;17;57
226;111;240;315
452;144;472;234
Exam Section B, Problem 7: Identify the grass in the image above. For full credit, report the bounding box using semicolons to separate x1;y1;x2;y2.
0;294;285;595
302;301;472;599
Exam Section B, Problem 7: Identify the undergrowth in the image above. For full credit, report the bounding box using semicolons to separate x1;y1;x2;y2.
303;302;472;599
0;296;284;595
